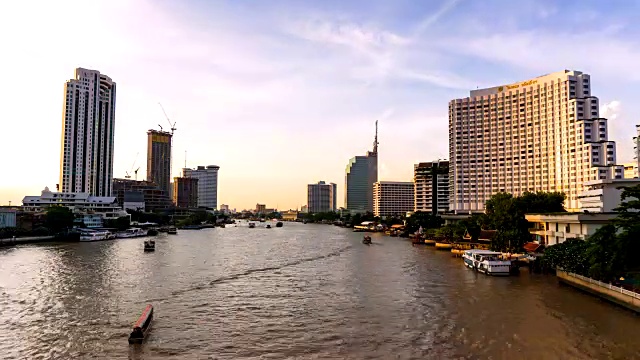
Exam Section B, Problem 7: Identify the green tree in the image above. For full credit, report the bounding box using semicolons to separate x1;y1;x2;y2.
585;224;618;281
485;191;565;252
104;216;131;231
542;238;589;274
45;206;74;233
405;211;443;233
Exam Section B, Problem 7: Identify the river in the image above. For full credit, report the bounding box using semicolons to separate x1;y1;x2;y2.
0;222;638;359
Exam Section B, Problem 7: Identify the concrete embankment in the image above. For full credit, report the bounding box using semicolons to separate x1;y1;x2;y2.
557;270;640;313
0;236;56;247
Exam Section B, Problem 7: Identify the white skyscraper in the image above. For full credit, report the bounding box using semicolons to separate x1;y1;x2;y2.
182;165;220;209
59;68;116;196
449;70;623;213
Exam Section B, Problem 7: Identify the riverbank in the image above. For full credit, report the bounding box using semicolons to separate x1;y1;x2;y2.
557;270;640;313
0;235;55;247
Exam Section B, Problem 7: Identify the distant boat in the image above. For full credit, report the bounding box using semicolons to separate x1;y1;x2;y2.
266;224;272;229
144;240;155;252
167;227;177;235
276;222;283;228
248;223;256;228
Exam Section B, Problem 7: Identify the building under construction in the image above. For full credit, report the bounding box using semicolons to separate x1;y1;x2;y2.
112;178;173;212
147;130;172;197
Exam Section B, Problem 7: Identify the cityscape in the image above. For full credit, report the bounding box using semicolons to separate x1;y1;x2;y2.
1;1;640;359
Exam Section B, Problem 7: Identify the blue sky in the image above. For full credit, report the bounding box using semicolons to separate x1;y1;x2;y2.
1;0;639;210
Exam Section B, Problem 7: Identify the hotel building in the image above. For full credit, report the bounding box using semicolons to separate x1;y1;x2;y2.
307;181;337;213
414;160;450;214
59;68;116;196
173;177;198;208
183;165;220;209
373;181;415;217
449;70;623;213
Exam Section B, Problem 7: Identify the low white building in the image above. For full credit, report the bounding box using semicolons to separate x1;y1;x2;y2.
578;178;640;212
525;213;616;246
22;187;128;228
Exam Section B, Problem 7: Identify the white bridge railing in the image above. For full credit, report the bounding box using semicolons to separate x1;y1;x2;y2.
561;270;640;300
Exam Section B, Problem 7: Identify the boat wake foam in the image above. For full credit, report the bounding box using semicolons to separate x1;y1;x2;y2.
148;245;353;302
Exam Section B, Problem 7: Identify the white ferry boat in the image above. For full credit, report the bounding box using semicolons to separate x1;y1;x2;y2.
462;249;495;269
79;229;111;242
116;228;148;239
475;251;512;276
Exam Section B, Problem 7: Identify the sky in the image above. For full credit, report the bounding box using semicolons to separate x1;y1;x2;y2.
1;0;640;210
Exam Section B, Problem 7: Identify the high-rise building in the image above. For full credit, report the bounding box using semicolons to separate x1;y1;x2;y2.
183;165;220;209
173;177;198;208
414;160;450;214
449;70;623;213
633;124;640;176
59;68;116;196
373;181;415;217
345;121;379;213
307;181;337;213
147;130;172;196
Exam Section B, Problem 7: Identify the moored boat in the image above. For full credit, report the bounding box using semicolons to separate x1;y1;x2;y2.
471;251;512;276
128;304;154;344
144;240;155;252
435;241;453;250
462;249;496;269
79;229;111;242
167;226;177;235
276;222;283;228
248;223;256;228
116;228;147;239
424;239;436;246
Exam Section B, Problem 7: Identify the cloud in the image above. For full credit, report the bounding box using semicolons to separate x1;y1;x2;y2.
600;100;635;163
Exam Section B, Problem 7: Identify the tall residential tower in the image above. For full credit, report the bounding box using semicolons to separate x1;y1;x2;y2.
449;70;623;213
414;160;449;214
307;181;337;213
59;68;116;196
345;121;379;213
183;165;220;209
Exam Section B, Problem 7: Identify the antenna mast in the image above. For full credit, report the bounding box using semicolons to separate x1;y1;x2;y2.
373;120;379;154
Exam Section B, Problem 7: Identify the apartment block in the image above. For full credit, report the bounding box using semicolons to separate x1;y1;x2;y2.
59;68;116;196
414;160;449;214
147;130;172;196
173;177;198;208
373;181;415;217
449;70;623;213
183;165;220;209
307;181;337;213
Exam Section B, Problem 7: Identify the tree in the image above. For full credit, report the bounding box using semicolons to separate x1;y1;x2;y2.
484;191;566;252
405;211;443;233
542;238;589;274
585;224;617;281
45;206;74;233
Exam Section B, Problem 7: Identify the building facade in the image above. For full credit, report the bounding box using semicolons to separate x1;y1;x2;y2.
182;165;220;209
59;68;116;196
112;178;172;212
414;161;450;214
345;121;379;213
22;187;128;227
147;130;172;196
307;181;337;213
449;70;623;213
623;162;638;179
373;181;415;217
578;178;640;212
173;177;198;208
526;213;615;245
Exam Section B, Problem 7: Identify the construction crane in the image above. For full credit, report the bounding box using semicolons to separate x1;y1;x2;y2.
125;152;139;179
158;103;177;181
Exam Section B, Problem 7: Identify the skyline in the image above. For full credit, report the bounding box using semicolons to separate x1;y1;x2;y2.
2;0;640;210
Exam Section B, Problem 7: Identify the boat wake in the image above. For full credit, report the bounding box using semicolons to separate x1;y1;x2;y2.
148;245;353;302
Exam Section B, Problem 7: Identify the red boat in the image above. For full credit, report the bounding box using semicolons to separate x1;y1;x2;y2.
128;304;153;344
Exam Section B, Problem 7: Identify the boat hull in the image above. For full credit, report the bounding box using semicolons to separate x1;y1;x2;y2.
128;305;153;344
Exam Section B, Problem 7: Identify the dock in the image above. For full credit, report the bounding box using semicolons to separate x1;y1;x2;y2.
0;236;56;247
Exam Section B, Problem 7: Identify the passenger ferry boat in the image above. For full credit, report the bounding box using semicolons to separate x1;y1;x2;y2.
116;228;147;239
472;251;512;276
462;249;496;269
79;229;111;242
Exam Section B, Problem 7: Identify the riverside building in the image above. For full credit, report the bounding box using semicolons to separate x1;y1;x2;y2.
307;181;337;213
183;165;220;209
59;68;116;196
449;70;623;213
414;160;449;214
345;121;379;214
373;181;415;217
147;130;172;196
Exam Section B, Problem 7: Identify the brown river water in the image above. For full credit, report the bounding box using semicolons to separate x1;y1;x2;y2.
0;222;638;359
